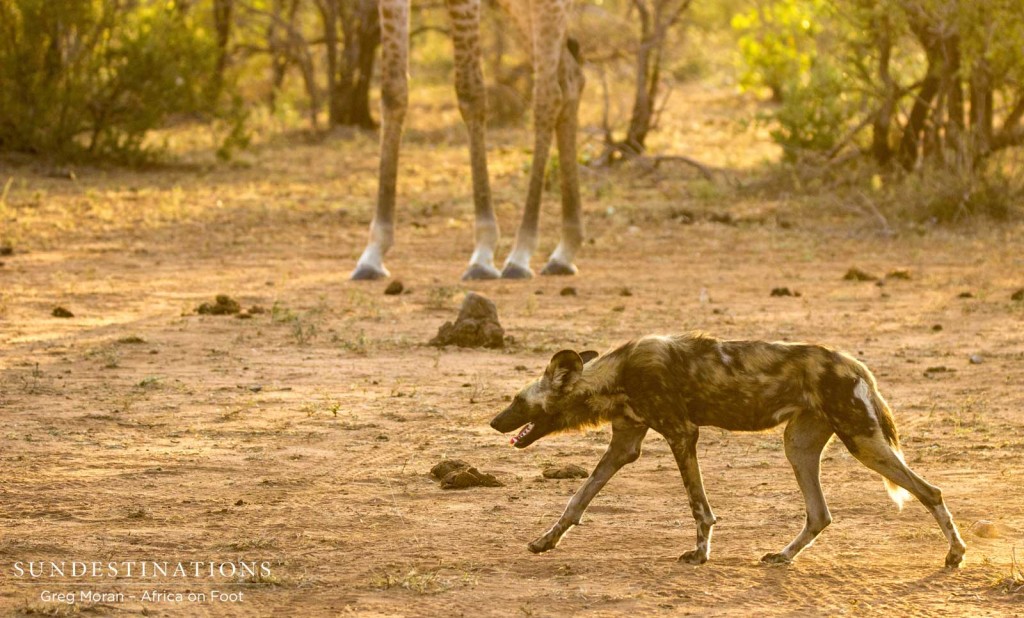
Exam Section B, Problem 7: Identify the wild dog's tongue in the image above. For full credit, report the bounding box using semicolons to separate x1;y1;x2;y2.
510;423;534;446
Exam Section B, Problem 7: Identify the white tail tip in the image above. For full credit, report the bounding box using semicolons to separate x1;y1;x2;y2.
884;478;911;511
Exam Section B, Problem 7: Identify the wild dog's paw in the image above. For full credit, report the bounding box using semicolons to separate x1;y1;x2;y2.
944;549;965;569
760;552;792;565
677;550;708;565
527;535;558;554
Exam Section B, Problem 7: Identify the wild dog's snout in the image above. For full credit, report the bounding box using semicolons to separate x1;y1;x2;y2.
490;403;528;433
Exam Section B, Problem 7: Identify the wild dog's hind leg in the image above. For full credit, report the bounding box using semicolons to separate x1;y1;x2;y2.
829;375;967;567
845;432;967;568
667;429;717;564
761;410;834;564
528;423;648;553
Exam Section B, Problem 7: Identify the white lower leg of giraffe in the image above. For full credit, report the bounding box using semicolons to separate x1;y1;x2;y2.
502;232;538;279
351;222;393;280
463;219;500;280
542;234;580;276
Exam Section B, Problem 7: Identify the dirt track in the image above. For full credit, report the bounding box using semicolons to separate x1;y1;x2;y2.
2;96;1024;616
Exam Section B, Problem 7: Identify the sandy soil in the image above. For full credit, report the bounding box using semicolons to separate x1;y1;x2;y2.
1;88;1024;616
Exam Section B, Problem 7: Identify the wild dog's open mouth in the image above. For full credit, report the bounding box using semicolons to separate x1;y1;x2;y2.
510;423;534;447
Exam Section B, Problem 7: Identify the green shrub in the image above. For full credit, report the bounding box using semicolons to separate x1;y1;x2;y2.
0;0;226;162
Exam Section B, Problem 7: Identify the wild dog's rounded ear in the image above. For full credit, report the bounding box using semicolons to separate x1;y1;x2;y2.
579;350;599;364
546;349;584;392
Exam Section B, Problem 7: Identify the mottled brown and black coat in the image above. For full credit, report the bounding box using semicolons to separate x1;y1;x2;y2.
491;333;966;567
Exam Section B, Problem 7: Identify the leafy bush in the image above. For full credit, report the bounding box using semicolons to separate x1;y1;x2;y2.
0;0;227;162
734;0;1024;174
732;0;826;102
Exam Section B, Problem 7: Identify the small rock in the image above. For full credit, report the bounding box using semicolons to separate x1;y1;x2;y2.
1011;288;1024;301
560;286;577;297
969;354;984;365
957;291;974;299
534;289;544;295
234;499;245;506
619;287;633;297
886;268;912;280
611;305;626;312
542;464;589;479
770;287;800;297
0;244;13;256
384;280;404;295
843;267;877;282
708;212;735;226
970;520;1000;539
52;306;74;318
197;294;241;315
932;324;943;331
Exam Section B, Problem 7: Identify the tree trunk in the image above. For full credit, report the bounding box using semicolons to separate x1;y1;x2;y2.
212;0;234;96
870;11;895;166
897;17;945;171
333;0;379;128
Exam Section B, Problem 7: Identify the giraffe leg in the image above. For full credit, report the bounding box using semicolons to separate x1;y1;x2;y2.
447;0;500;280
541;43;584;276
502;0;568;279
352;0;409;281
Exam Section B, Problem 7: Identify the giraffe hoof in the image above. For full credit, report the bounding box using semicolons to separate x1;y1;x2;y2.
350;263;390;281
462;263;501;281
540;260;578;276
501;263;534;280
759;552;792;565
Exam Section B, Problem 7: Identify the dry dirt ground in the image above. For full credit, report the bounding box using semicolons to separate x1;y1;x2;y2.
2;87;1024;617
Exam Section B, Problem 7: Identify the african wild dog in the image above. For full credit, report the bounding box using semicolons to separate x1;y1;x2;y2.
490;333;966;567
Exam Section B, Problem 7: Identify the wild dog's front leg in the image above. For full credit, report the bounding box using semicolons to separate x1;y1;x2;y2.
528;424;648;553
667;430;717;565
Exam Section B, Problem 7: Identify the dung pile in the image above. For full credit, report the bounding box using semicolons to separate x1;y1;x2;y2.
429;292;505;349
542;464;589;479
197;295;241;315
430;459;503;489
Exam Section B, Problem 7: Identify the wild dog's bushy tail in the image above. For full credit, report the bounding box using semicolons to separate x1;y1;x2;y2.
871;385;913;511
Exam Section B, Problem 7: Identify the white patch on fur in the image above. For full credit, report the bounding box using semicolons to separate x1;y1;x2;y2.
771;405;800;424
853;379;878;422
522;382;545;407
717;344;732;366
